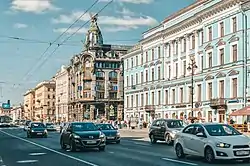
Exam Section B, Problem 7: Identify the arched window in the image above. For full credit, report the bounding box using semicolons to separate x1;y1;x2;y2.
109;71;118;81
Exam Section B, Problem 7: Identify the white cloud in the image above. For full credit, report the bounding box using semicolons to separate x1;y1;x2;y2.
13;23;28;29
51;11;158;32
116;7;135;16
53;27;89;34
10;0;60;13
103;25;138;32
99;0;154;4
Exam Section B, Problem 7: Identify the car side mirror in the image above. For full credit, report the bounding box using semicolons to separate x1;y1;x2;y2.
196;132;206;138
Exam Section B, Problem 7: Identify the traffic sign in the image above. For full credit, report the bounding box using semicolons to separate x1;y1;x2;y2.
2;103;10;109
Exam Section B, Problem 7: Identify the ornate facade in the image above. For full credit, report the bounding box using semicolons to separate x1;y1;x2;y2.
67;15;131;122
123;0;250;123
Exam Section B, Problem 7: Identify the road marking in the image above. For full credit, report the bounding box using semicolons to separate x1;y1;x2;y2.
133;142;152;146
29;153;46;156
0;130;98;166
109;152;114;154
16;160;38;163
162;158;198;166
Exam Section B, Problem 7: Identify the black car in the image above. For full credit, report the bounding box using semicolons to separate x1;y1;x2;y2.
60;122;106;152
27;122;48;138
45;122;57;131
96;123;120;144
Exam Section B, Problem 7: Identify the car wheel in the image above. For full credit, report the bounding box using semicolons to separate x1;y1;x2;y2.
175;143;185;158
150;134;157;144
165;134;173;145
204;146;215;163
116;140;120;144
60;138;67;150
99;146;105;151
69;140;76;152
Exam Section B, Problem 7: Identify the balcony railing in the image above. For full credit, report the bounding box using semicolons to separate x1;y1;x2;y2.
210;98;226;108
145;105;155;111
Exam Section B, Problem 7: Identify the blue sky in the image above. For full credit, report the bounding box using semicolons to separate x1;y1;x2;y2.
0;0;195;105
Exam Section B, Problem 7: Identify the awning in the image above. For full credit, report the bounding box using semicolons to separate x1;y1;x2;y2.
230;106;250;116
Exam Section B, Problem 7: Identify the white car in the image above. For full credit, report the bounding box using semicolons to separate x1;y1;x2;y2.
174;123;250;163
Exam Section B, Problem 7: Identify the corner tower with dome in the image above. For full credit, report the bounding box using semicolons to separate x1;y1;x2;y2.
67;14;132;122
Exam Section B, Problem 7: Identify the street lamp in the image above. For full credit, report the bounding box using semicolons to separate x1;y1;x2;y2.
187;54;198;120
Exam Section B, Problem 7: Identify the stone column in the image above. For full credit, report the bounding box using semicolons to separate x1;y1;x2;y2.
90;105;95;120
177;38;181;78
170;41;174;79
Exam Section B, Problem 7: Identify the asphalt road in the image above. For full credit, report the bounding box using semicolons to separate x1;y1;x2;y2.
0;127;249;166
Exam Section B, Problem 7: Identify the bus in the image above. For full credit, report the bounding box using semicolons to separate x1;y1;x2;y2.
0;115;12;127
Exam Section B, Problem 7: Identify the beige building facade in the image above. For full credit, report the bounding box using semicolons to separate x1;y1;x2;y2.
23;89;35;120
55;65;69;122
33;81;56;122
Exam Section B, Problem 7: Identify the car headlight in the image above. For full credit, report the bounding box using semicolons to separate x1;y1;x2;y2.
44;129;47;133
73;135;80;139
216;142;231;148
31;130;34;132
116;132;120;136
99;133;105;138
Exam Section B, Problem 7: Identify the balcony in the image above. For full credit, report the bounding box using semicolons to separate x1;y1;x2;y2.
109;77;118;82
210;98;226;109
145;105;155;111
83;76;92;81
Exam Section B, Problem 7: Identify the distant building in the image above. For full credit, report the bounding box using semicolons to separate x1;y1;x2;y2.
10;105;24;120
67;15;131;121
33;80;56;122
23;89;35;120
55;65;69;122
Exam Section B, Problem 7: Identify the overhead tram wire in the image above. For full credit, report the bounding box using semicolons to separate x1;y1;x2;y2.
23;0;114;82
21;0;99;81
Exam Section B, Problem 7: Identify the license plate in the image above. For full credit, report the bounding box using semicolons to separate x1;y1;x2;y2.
107;137;115;139
87;140;96;144
236;151;249;155
37;133;43;135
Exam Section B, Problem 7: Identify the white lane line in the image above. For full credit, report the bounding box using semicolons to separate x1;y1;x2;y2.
109;152;114;154
16;160;38;163
0;130;98;166
162;158;198;166
29;153;46;156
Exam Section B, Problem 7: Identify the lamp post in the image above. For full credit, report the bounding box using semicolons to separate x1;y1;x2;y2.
187;55;198;120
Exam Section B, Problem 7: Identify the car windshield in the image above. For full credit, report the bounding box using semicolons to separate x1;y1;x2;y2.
204;124;242;136
72;123;98;131
167;120;184;128
46;123;53;126
97;124;115;130
31;123;45;128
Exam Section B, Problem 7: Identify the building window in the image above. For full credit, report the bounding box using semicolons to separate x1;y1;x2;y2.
131;95;134;108
208;26;212;41
197;84;201;101
126;76;129;87
219;80;224;98
131;58;133;67
157;66;161;80
183;60;186;75
172;89;175;104
201;56;204;70
175;41;178;54
219;48;224;65
146;70;148;82
48;95;50;99
126;59;129;69
141;94;144;106
192;35;195;49
146;51;148;62
208;52;212;68
220;22;224;37
158;46;161;59
126;96;129;107
136;56;138;66
232;78;237;98
136;73;138;84
183;38;186;52
140;72;143;84
175;63;178;77
151;68;154;81
131;75;133;86
145;93;148;105
141;54;143;65
201;31;204;44
232;17;237;33
188;86;192;103
136;94;138;107
158;91;161;105
165;90;169;104
232;45;237;62
151;49;154;60
168;66;171;79
208;82;212;100
151;92;154;105
180;88;183;103
168;45;171;56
